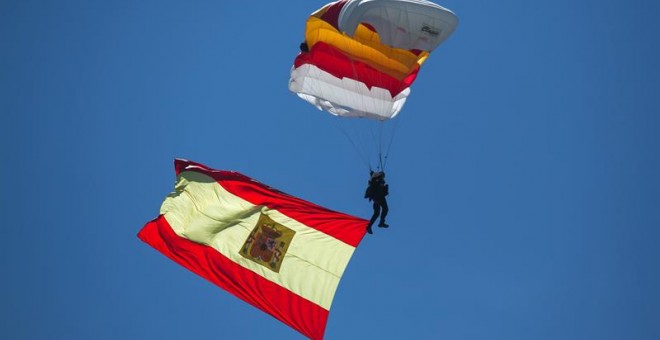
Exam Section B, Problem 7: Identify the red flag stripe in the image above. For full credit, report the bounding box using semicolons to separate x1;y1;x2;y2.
138;215;329;340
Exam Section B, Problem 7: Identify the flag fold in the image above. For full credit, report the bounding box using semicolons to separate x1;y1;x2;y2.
138;159;368;340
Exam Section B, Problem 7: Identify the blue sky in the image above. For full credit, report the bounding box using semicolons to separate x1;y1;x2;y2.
2;0;659;339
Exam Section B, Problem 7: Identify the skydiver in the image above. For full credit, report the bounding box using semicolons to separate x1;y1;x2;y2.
364;170;389;234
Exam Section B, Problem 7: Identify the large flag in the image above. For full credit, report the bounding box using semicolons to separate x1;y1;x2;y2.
138;159;368;339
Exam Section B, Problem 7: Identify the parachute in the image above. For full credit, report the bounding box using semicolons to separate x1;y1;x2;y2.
289;0;458;121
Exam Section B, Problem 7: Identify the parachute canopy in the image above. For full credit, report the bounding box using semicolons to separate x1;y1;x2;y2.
338;0;459;51
289;0;458;121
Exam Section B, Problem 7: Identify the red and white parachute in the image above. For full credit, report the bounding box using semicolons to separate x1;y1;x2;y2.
289;0;458;121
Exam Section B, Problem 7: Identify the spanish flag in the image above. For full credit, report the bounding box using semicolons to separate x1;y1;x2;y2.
138;159;368;340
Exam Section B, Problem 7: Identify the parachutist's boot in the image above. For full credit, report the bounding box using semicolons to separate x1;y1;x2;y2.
378;220;389;228
366;225;373;234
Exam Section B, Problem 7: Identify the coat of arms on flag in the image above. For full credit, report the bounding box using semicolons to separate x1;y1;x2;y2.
241;213;295;272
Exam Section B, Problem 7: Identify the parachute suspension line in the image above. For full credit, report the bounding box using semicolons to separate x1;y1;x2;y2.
331;117;371;171
382;117;400;171
378;121;385;172
367;122;384;172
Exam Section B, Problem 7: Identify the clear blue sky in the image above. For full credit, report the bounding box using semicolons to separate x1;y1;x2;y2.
2;1;659;339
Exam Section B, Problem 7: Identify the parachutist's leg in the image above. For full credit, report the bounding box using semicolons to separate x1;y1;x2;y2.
367;202;380;234
370;202;381;224
378;199;389;228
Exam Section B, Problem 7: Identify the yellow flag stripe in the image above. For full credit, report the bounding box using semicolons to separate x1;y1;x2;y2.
160;171;356;310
